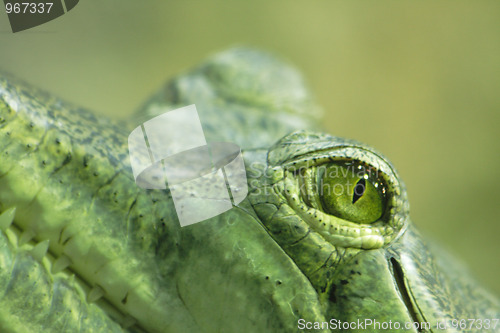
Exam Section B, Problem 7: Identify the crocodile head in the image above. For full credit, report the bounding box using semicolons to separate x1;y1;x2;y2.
0;48;498;333
248;129;500;332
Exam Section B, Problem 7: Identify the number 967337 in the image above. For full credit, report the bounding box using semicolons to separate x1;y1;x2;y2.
5;2;53;14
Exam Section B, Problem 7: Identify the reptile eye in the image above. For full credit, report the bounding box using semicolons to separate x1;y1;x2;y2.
254;132;410;249
317;162;387;224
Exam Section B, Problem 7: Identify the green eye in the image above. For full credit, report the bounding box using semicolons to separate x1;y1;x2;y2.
318;163;386;224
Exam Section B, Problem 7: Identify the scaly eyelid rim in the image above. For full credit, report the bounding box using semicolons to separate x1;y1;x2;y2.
278;145;401;189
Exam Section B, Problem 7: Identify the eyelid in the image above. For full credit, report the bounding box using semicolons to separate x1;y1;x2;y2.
298;167;323;210
281;147;397;181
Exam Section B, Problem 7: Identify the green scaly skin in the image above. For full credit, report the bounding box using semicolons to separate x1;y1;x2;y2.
0;48;498;333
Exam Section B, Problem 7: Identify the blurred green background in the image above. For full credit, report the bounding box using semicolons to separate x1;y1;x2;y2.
1;1;499;295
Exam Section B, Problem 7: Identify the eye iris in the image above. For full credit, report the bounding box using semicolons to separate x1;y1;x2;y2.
319;164;385;224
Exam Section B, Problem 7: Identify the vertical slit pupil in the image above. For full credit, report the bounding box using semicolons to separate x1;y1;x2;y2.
352;178;366;204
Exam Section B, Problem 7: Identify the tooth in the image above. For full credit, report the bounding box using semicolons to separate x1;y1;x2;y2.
52;255;72;274
30;240;49;262
87;285;105;303
0;207;16;231
121;315;137;329
59;223;78;245
19;229;36;245
4;228;18;247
